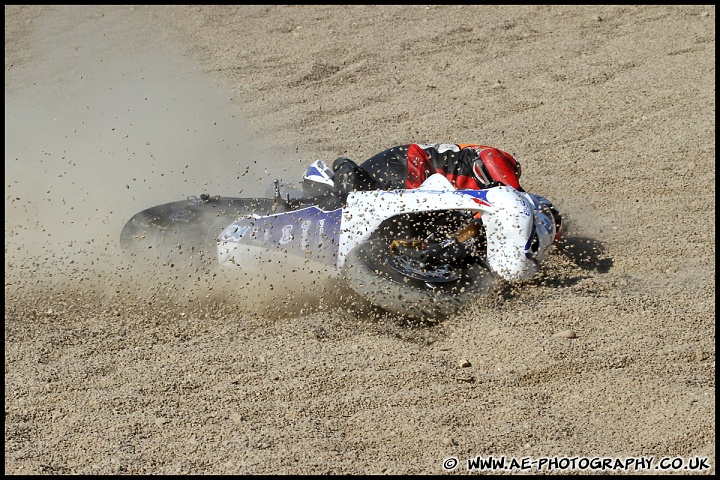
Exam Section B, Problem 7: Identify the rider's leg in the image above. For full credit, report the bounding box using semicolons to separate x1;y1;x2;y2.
331;157;380;194
357;145;411;190
302;159;336;197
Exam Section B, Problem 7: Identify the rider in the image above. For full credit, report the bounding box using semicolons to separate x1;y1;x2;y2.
301;143;561;262
302;143;523;196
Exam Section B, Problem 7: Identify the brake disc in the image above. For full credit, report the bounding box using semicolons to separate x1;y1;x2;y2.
386;249;460;283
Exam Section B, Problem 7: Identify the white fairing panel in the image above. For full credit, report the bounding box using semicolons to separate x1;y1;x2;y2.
483;187;540;281
337;175;484;269
482;189;557;281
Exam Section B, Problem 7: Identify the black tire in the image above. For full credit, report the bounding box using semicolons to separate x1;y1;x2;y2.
341;237;496;320
120;196;279;269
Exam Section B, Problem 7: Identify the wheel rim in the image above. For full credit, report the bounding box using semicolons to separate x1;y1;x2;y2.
343;237;495;319
386;251;460;283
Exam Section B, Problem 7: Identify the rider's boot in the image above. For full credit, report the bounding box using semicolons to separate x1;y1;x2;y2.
302;159;336;197
332;157;379;193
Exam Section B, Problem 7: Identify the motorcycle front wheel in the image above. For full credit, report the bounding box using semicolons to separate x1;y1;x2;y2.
341;237;496;320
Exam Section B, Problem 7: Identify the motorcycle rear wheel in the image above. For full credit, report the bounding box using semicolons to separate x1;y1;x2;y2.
120;196;279;269
342;237;496;320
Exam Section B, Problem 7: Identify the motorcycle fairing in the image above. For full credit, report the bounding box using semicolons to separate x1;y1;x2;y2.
337;187;493;269
522;192;557;264
339;175;553;281
217;206;343;268
216;174;557;282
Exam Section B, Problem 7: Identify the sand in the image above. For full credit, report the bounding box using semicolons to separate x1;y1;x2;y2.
4;5;715;474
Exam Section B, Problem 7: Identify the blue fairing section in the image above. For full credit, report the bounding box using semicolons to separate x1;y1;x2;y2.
524;221;538;263
220;207;343;265
535;209;555;237
305;166;325;177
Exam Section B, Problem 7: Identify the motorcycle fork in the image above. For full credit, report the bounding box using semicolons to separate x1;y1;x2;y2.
389;215;483;253
390;239;424;253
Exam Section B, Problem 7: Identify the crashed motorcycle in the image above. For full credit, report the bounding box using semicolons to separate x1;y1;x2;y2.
120;165;561;319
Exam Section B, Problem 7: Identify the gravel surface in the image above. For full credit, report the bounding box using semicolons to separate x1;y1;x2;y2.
5;5;715;474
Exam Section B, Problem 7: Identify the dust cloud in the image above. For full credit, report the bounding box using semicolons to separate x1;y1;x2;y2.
4;6;320;314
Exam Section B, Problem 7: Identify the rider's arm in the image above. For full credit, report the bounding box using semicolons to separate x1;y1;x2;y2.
418;143;486;190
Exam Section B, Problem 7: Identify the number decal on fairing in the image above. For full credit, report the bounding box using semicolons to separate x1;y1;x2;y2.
279;225;294;245
222;225;251;242
517;197;532;217
300;220;311;250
